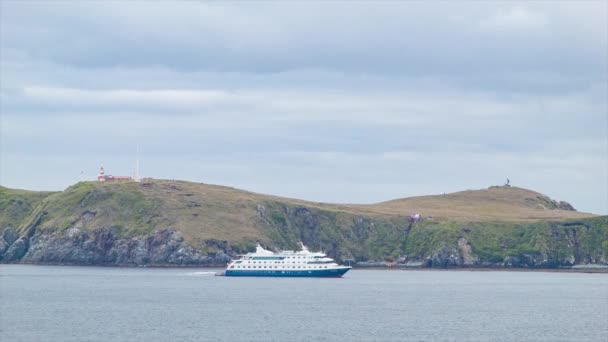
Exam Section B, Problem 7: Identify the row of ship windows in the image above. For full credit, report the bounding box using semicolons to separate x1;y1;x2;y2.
285;256;316;259
230;265;329;269
249;256;317;260
240;261;315;264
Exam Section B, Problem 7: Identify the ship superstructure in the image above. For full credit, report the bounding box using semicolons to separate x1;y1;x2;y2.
223;243;351;277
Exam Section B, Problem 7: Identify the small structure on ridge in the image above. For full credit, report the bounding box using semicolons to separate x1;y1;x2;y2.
97;165;132;182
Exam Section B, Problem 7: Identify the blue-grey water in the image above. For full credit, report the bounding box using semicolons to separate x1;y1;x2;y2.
1;265;607;342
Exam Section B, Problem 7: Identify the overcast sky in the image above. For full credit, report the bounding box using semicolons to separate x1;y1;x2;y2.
1;1;606;214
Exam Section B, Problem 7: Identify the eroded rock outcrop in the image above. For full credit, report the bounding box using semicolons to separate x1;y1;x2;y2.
0;227;19;257
458;238;480;266
2;227;230;266
1;210;606;269
3;236;29;261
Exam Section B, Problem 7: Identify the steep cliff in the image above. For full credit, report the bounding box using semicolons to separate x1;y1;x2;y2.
0;180;605;267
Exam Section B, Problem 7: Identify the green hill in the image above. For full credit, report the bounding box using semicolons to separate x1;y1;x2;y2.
0;179;606;267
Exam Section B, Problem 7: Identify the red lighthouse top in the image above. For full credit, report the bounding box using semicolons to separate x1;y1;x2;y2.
98;165;106;182
97;165;131;182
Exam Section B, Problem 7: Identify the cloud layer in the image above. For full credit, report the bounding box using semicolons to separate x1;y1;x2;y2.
1;2;606;214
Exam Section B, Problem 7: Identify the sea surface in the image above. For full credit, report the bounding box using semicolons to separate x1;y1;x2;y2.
1;265;607;342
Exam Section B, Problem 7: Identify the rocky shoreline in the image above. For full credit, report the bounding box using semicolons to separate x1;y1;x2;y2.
352;264;608;273
2;181;606;270
2;224;606;270
4;262;607;274
0;227;231;267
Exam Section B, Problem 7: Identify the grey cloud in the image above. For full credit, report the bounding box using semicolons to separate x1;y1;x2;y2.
0;1;606;214
1;2;605;78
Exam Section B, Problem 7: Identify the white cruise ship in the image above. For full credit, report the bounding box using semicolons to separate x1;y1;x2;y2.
223;243;351;277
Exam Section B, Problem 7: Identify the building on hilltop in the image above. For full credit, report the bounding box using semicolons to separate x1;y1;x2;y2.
97;165;132;182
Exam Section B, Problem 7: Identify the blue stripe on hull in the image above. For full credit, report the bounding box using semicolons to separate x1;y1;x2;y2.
224;267;351;277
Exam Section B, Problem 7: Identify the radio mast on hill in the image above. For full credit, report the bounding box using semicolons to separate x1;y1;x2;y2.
134;144;141;182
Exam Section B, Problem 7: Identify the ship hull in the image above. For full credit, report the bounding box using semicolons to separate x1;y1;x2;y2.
224;267;351;277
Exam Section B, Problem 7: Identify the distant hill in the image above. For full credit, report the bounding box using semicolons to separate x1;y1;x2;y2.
370;186;588;221
0;179;606;268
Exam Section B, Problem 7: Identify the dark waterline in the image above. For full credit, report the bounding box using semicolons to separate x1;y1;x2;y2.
1;265;607;342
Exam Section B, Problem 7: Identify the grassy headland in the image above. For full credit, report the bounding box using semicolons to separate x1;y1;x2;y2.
0;179;605;267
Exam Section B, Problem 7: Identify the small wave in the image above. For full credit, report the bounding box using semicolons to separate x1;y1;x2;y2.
185;271;218;276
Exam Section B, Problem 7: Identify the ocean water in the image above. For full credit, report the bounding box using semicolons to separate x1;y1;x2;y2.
1;265;606;342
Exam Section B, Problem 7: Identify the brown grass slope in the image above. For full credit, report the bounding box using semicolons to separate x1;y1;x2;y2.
369;186;594;222
4;179;595;249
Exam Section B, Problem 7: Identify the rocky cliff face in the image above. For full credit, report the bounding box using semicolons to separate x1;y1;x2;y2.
0;226;230;266
1;181;606;268
1;210;606;268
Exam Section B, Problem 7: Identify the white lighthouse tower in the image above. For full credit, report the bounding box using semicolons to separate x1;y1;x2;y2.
98;165;106;182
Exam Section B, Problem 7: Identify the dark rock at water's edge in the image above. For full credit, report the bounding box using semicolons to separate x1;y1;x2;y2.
0;227;18;256
3;236;29;261
1;216;607;269
2;180;604;268
0;226;230;266
2;227;19;248
1;227;29;261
